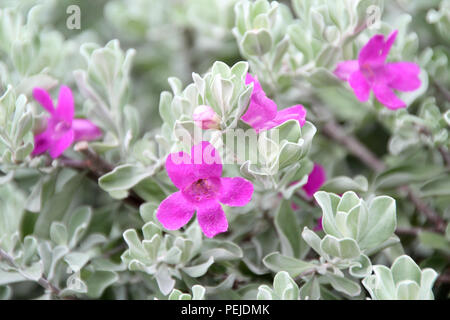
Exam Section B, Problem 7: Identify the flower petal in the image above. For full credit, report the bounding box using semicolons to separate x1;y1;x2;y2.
264;104;307;130
349;71;371;102
32;87;54;114
372;82;406;110
166;150;197;189
55;85;74;124
156;191;196;230
72;118;102;141
334;60;359;81
385;62;421;91
302;163;326;198
241;91;278;131
48;129;74;159
197;201;228;238
219;177;254;207
190;141;222;179
165;141;223;190
359;31;397;67
245;73;263;93
32;130;52;156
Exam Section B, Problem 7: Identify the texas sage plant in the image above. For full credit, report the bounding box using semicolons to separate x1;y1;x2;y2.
0;0;448;301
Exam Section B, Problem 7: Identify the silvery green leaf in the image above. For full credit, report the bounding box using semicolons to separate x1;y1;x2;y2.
273;271;299;300
99;164;153;194
192;285;206;300
396;280;420;300
241;29;272;56
182;257;214;278
0;270;26;286
301;227;323;256
200;240;242;261
19;261;43;282
320;235;361;260
68;206;92;249
50;222;68;246
358;196;396;251
0;285;11;300
64;252;91;273
325;273;361;297
314;191;342;238
169;289;191;300
418;231;450;252
34;172;84;238
391;255;421;284
299;277;320;300
418;269;438;300
155;265;175;296
85;271;119;298
349;254;372;278
163;247;182;265
263;252;315;277
321;175;368;194
257;285;274;300
420;175;450;197
274;200;302;258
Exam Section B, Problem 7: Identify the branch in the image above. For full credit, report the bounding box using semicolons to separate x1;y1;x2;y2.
0;248;66;298
58;142;145;208
315;106;446;233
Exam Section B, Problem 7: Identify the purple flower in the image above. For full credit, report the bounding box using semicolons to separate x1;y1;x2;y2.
302;163;326;198
156;141;254;238
241;74;306;132
193;105;221;130
32;86;102;159
334;30;421;110
313;217;323;232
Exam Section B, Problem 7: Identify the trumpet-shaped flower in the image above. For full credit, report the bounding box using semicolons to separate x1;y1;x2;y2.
156;141;254;238
334;30;421;110
242;74;306;132
32;86;102;159
302;163;326;198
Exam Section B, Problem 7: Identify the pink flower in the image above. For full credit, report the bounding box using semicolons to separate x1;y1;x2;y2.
302;163;326;198
334;30;421;110
32;86;102;159
241;74;306;132
156;141;254;238
313;217;323;231
193;105;221;130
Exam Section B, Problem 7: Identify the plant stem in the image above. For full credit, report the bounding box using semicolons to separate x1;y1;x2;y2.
0;248;64;298
315;106;446;233
58;142;145;208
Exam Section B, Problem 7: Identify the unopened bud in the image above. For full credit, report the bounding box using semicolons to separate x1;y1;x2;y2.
193;105;221;130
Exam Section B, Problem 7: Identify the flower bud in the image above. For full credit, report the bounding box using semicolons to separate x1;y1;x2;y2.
192;105;221;130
